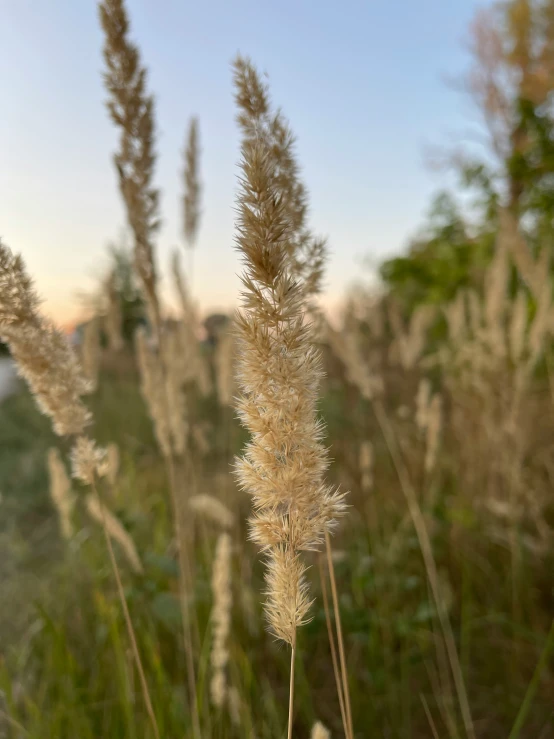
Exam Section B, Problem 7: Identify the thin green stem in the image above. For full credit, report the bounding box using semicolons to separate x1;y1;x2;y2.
325;531;354;738
92;479;160;739
508;620;554;739
287;638;296;739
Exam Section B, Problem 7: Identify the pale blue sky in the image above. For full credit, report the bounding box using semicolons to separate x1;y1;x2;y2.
1;0;489;324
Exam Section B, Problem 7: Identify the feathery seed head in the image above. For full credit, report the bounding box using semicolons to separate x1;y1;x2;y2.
233;59;345;644
106;442;120;486
99;0;160;335
71;436;109;485
311;721;331;739
190;494;235;529
81;317;101;392
183;117;202;247
104;270;124;351
85;493;143;573
135;326;172;456
210;532;233;708
47;448;76;540
359;440;374;493
0;240;92;436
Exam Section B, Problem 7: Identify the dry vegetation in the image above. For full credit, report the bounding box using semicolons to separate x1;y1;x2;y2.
1;0;554;737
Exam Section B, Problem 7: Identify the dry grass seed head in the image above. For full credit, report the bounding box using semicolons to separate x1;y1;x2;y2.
183;117;202;247
71;436;109;485
99;0;161;334
81;317;101;392
0;239;92;436
189;494;235;529
104;270;124;351
135;327;172;457
233;63;346;643
311;721;331;739
210;532;233;708
86;493;143;573
48;448;76;540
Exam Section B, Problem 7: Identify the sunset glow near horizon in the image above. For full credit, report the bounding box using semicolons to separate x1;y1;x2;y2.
2;0;488;329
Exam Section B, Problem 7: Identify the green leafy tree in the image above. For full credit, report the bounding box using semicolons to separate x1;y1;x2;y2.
381;0;554;310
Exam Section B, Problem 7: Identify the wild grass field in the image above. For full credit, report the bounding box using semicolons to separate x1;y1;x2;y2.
1;0;554;737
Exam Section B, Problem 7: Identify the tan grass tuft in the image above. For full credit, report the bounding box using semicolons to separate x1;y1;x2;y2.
0;239;91;436
182;117;202;248
210;532;232;708
215;323;236;407
104;270;124;351
106;442;120;486
233;59;346;647
227;686;242;727
359;440;374;493
81;317;101;392
47;448;76;540
135;327;172;457
86;494;143;574
99;0;161;336
424;394;442;474
189;494;234;529
415;378;432;432
172;251;212;395
71;436;109;485
311;721;331;739
233;55;326;300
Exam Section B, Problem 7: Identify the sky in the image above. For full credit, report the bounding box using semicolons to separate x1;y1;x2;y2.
1;0;490;326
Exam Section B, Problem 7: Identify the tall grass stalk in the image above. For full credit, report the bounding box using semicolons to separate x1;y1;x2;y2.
92;478;160;739
99;2;202;733
0;237;158;738
319;556;348;737
232;56;346;736
325;532;354;739
508;619;554;739
372;399;475;739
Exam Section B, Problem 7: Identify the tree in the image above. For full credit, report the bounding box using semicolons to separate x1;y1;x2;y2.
380;192;495;311
381;0;554;310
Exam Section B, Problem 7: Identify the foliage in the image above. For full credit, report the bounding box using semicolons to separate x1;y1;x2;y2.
380;192;496;311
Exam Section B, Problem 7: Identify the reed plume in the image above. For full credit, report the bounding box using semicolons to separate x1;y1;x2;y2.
183;117;202;248
215;322;236;407
189;494;234;529
233;132;345;644
99;0;161;337
509;289;528;364
135;318;191;456
325;319;384;401
359;440;374;493
171;251;212;395
85;493;143;574
415;378;432;432
163;323;190;456
0;237;160;733
424;393;442;474
134;327;172;456
104;270;124;351
389;301;435;370
71;436;109;485
210;532;232;709
100;2;201;714
227;686;241;727
233;55;326;300
47;448;76;540
311;721;331;739
81;317;101;392
232;65;346;739
106;442;120;487
0;239;91;436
